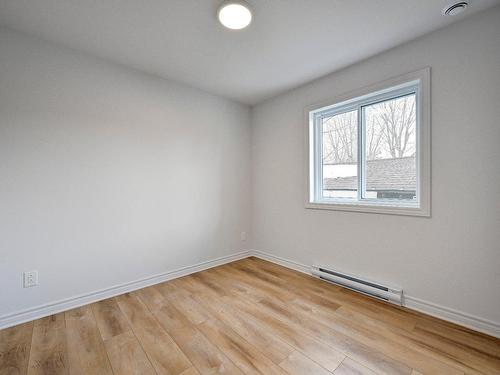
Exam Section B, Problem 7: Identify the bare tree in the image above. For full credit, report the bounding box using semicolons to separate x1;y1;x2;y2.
322;111;357;164
366;117;384;160
374;95;416;158
321;110;385;164
322;95;416;164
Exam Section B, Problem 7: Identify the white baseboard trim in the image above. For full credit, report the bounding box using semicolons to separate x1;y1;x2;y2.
3;248;499;339
251;249;311;275
250;249;500;339
0;250;251;330
404;296;500;338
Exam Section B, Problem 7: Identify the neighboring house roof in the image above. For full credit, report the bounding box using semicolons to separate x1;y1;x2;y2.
324;156;416;191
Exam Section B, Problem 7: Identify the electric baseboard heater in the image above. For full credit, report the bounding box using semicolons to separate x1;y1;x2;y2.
311;265;403;305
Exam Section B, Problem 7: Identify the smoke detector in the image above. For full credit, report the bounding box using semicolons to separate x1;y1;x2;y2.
442;1;468;16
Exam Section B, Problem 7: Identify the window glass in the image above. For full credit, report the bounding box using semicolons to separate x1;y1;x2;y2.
363;94;417;201
321;110;357;199
307;69;430;215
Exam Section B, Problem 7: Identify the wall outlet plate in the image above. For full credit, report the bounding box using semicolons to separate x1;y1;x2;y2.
23;270;38;288
240;231;247;241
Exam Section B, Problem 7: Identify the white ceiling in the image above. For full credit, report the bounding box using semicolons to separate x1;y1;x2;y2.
1;0;498;105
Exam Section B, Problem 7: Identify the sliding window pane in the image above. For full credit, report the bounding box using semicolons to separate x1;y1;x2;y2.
322;110;358;199
363;94;417;201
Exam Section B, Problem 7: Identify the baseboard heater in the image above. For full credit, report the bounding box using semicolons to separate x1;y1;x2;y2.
311;265;403;305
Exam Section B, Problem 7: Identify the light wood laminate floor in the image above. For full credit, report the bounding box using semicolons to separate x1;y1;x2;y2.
1;257;499;375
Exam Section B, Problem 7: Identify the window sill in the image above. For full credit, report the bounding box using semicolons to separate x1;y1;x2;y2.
305;201;430;217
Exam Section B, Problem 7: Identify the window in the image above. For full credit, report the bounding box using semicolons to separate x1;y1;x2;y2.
306;69;430;216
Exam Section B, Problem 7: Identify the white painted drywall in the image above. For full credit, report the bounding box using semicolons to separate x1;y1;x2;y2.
0;28;251;317
251;7;500;324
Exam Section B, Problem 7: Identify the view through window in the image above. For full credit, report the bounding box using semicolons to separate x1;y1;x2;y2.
321;94;417;201
307;72;429;216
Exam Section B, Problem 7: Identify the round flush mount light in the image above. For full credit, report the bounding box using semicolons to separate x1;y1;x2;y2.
217;1;253;30
442;1;468;16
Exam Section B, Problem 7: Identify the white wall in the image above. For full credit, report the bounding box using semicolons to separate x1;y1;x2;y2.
251;7;500;325
2;6;499;333
0;28;251;318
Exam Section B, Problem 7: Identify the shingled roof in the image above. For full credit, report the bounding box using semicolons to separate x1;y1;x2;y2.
324;156;416;191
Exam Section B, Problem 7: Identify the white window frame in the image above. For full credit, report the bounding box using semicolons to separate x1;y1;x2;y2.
305;68;431;217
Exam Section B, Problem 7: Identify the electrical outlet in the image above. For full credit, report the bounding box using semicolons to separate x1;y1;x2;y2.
240;231;247;241
23;270;38;288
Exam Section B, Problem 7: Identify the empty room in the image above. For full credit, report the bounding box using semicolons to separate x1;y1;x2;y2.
1;1;500;374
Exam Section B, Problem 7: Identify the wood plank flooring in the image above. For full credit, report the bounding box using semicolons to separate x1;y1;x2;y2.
1;257;499;375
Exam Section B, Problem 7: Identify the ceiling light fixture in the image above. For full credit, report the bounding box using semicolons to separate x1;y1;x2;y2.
217;1;252;30
442;1;468;16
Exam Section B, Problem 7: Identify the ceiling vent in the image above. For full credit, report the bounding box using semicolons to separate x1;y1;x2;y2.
443;2;468;16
